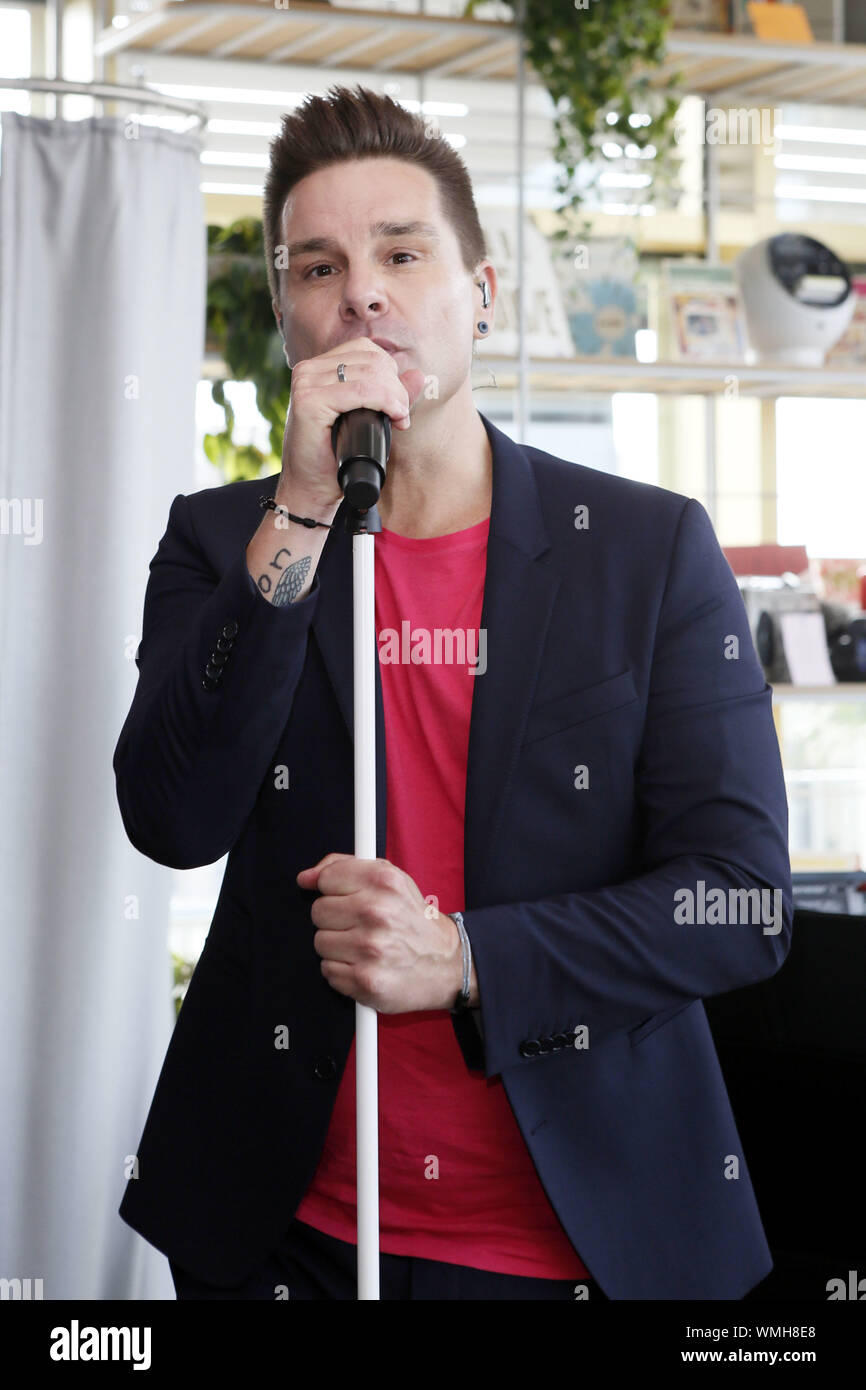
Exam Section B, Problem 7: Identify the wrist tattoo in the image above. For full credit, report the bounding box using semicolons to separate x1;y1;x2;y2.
256;548;312;606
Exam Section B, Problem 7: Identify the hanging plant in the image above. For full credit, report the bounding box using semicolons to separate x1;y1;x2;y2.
464;0;687;237
205;218;289;482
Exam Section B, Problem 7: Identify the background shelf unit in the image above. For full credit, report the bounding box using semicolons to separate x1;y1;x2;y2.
201;352;866;398
96;3;866;108
771;684;866;699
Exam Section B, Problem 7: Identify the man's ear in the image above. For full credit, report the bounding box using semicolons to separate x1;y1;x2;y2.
272;299;291;366
480;260;497;321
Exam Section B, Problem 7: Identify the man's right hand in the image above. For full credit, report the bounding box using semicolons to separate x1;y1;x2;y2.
278;336;427;509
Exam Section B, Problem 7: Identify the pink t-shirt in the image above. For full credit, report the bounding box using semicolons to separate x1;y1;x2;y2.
294;517;590;1279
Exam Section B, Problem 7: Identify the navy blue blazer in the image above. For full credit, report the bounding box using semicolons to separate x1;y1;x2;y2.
114;411;793;1299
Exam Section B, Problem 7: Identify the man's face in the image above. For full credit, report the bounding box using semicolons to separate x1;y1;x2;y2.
275;157;488;410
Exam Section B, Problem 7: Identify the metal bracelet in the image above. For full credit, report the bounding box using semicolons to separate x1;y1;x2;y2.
449;910;472;1010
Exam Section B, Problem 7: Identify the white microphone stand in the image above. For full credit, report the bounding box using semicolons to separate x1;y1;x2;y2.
333;410;391;1301
353;529;379;1300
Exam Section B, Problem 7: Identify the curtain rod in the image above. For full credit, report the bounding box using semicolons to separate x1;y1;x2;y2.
0;77;207;128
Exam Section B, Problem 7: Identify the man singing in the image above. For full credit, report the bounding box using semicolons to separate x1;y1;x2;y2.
114;84;792;1300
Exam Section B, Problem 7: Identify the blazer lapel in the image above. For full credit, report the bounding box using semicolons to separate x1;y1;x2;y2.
462;416;559;904
303;411;560;901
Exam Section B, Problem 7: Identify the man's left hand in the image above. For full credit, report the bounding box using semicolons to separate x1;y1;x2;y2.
296;853;461;1013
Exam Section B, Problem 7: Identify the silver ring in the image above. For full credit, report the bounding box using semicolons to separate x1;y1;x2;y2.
336;362;347;383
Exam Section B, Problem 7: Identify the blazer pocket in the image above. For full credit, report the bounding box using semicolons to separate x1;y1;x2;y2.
522;667;638;747
629;999;695;1047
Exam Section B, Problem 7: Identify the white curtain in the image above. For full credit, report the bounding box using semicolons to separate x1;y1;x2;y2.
0;112;206;1299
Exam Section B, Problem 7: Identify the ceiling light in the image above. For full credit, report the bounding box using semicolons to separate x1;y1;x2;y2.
201;151;269;168
201;182;264;197
775;181;866;203
207;119;281;137
774;153;866;175
774;123;866;146
151;83;308;106
598;171;653;188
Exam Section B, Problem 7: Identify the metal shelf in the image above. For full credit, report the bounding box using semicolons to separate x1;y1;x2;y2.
202;351;866;397
95;3;866;106
95;1;515;78
451;355;866;399
772;684;866;699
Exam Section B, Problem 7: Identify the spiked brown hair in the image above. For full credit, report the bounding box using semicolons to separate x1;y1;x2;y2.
262;83;487;308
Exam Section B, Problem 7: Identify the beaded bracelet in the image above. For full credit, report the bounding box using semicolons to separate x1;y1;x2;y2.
258;495;336;529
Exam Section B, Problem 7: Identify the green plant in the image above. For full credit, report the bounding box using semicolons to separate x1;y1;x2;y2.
205;218;289;482
464;0;686;235
171;952;195;1018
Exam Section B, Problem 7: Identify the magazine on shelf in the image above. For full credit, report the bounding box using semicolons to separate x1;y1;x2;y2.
662;260;746;362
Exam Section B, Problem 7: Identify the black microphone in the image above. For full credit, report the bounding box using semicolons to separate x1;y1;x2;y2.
331;408;392;512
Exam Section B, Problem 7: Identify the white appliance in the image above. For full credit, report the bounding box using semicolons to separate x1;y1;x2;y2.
733;233;855;366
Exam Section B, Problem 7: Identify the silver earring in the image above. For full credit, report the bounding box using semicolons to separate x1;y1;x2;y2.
477;321;489;333
478;280;491;309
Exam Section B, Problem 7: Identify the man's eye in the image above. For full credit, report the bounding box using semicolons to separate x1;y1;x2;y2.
304;252;416;280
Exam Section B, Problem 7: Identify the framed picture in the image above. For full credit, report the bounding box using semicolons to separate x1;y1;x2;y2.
668;0;733;32
663;261;746;362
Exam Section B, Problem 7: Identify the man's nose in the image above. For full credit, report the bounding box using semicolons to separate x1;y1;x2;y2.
340;271;387;317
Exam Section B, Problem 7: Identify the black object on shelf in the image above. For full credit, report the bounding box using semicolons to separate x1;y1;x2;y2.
792;870;866;917
703;903;866;1300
